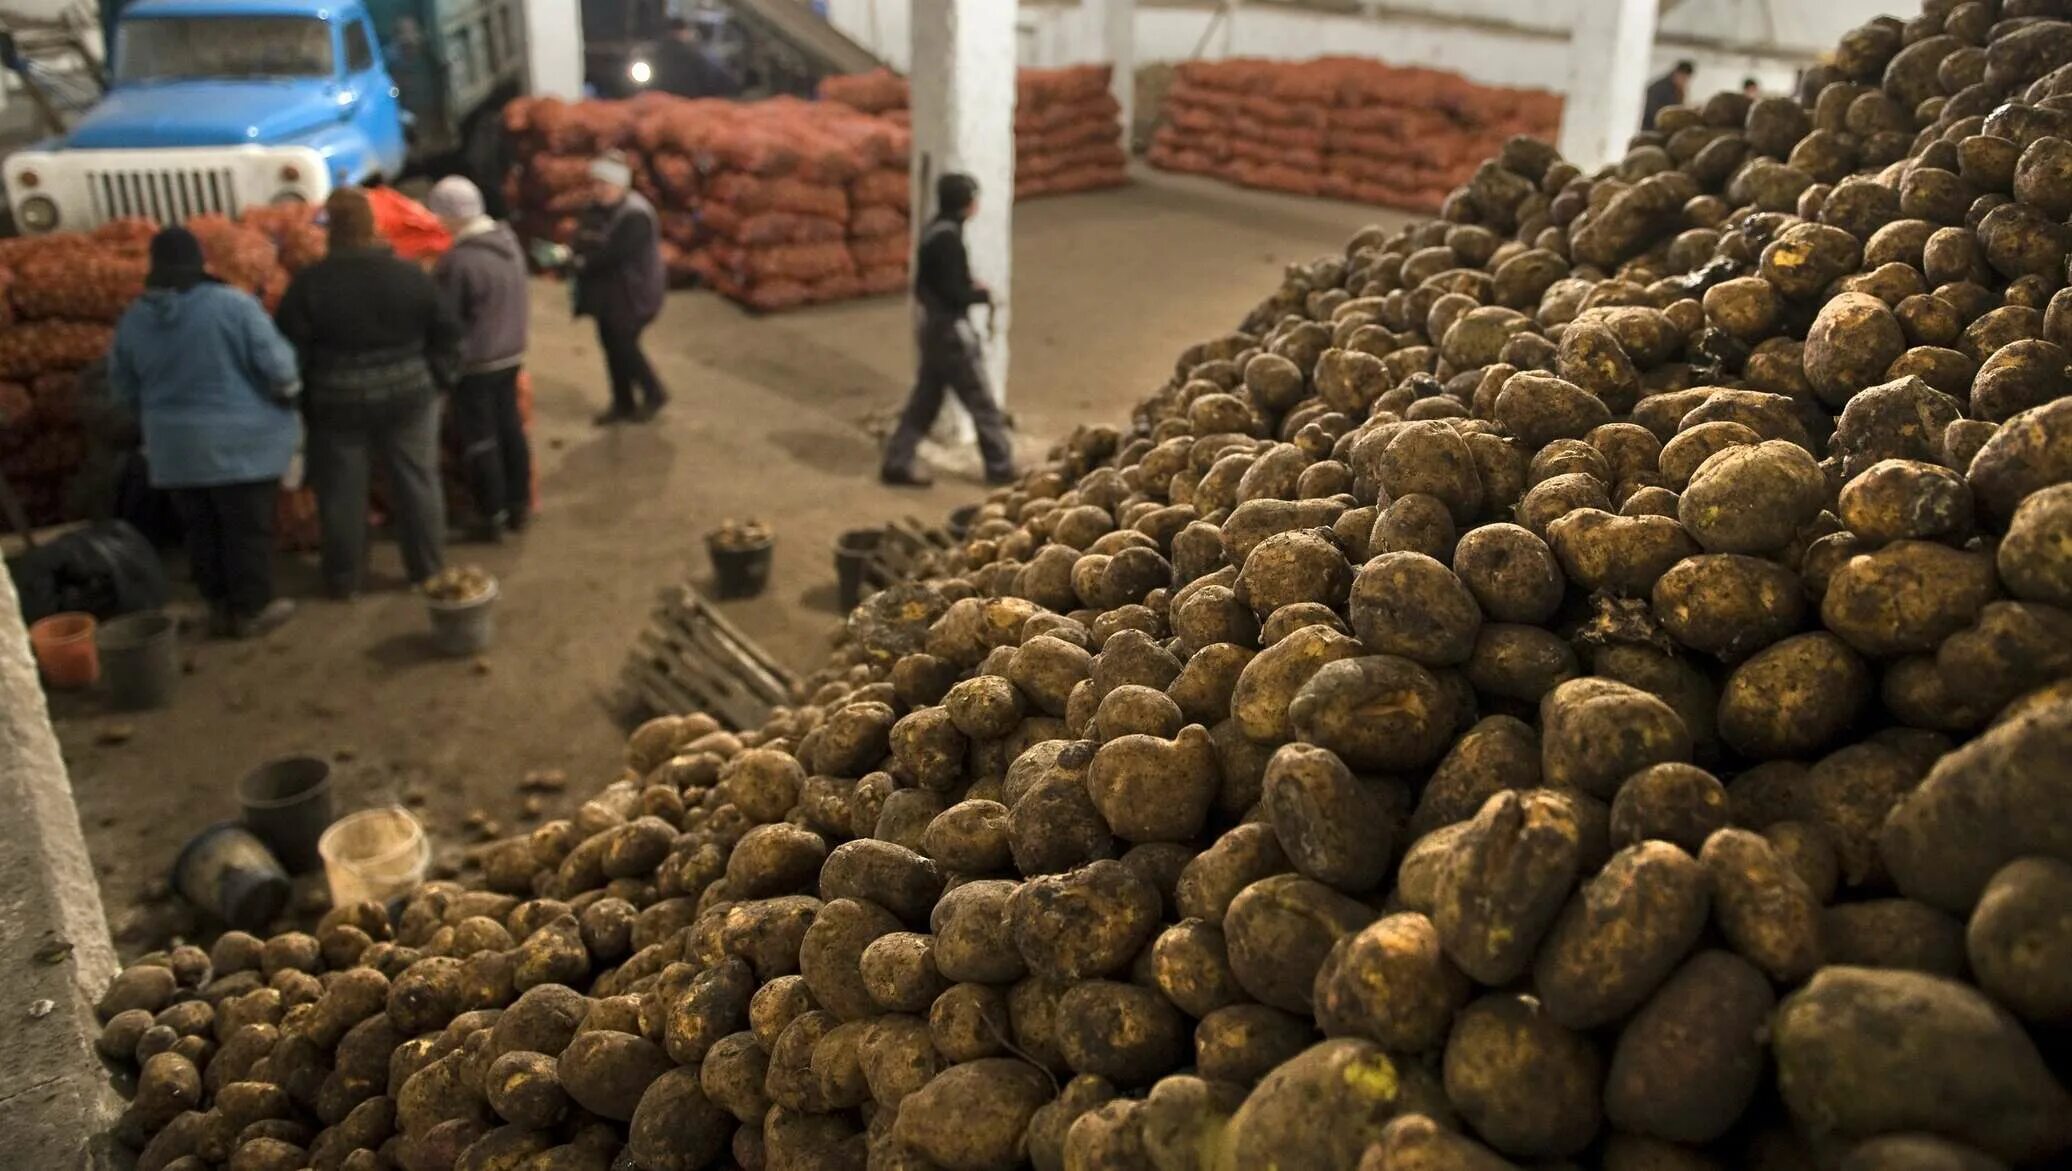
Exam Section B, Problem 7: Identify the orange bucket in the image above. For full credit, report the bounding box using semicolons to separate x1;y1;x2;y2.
30;612;100;689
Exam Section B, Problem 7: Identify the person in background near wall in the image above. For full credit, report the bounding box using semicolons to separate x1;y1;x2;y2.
427;175;533;542
1643;60;1696;130
653;16;740;99
109;227;302;637
1743;77;1761;100
574;152;670;425
880;172;1017;489
277;187;461;597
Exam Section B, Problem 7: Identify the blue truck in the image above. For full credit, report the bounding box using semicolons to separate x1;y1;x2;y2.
2;0;526;233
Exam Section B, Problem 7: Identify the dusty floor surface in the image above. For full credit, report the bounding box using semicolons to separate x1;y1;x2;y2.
40;169;1402;954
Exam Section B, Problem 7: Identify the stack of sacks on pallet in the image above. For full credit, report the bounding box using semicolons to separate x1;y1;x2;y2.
819;65;1130;199
1148;56;1562;212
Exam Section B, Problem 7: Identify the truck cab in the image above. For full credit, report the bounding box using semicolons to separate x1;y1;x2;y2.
3;0;523;233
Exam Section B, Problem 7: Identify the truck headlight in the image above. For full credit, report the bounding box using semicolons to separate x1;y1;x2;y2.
17;195;58;231
629;59;652;86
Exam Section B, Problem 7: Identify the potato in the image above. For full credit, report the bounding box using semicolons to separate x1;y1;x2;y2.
553;1028;670;1123
1540;679;1691;799
1011;859;1161;980
1773;967;2072;1162
1220;1040;1450;1170
1700;828;1823;983
483;1051;567;1130
887;1059;1052;1171
1289;655;1458;774
488;985;587;1061
1312;912;1467;1053
511;918;588;994
100;964;179;1020
1760;221;1863;297
1192;1003;1315;1087
819;839;942;927
1604;950;1773;1144
1174;823;1289;923
1818;898;1967;978
1836;1136;2011;1171
928;879;1027;984
1648;552;1805;661
1718;633;1872;760
1085;725;1218;842
1806;292;1897;406
1678;441;1828;554
1534;841;1710;1030
1998;483;2072;606
1837;459;1973;546
1966;397;2072;526
1230;623;1365;743
1050;979;1188;1085
1371;493;1460;562
1608;763;1729;853
1442;992;1601;1158
1165;643;1254;727
1433;790;1582;985
1224;874;1374;1013
1821;540;1996;656
1364;419;1487;523
1450;524;1563;624
1966;856;2072;1025
1546;509;1700;596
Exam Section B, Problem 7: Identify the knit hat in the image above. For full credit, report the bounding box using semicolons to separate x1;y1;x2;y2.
426;175;486;222
589;152;633;189
145;226;208;289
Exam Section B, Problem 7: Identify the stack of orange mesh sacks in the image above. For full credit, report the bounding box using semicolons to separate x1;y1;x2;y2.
819;65;1130;200
1148;56;1562;213
0;215;295;528
504;94;909;311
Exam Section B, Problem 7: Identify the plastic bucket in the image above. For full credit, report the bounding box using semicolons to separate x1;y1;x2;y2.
428;580;499;657
948;504;981;541
238;756;335;873
834;529;884;611
319;807;430;908
171;822;290;931
709;538;774;599
96;610;178;710
29;612;99;689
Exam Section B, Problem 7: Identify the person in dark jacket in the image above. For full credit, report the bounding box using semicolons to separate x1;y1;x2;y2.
652;17;740;99
880;172;1015;488
574;153;670;425
428;175;533;542
109;227;302;637
1644;60;1695;130
276;187;462;597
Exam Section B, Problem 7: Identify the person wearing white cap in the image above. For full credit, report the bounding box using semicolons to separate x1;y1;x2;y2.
572;152;669;425
427;175;533;540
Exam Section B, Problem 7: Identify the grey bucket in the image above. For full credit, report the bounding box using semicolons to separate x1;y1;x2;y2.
96;610;178;710
834;529;883;611
172;822;289;931
429;579;499;657
238;755;335;873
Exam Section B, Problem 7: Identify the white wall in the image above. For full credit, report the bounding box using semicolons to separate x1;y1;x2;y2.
826;0;1904;99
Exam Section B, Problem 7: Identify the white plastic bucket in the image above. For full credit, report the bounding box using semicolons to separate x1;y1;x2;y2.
318;807;430;908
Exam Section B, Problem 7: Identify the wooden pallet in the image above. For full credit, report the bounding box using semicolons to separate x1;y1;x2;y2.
618;584;797;730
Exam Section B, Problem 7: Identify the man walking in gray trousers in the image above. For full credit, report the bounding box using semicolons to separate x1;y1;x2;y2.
880;172;1017;488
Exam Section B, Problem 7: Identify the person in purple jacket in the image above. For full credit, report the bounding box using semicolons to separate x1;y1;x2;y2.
428;176;534;541
573;153;670;425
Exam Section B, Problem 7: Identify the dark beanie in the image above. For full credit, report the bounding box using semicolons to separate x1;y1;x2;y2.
937;172;979;218
146;226;208;289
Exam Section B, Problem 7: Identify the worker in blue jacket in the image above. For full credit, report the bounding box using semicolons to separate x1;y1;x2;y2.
109;227;303;638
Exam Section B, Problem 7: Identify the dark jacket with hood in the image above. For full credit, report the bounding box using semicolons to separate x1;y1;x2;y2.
108;282;301;488
574;191;667;326
275;244;464;420
434;219;530;374
915;214;989;324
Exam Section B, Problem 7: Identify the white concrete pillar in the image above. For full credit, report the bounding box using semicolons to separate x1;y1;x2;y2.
521;0;586;101
1095;0;1135;146
1557;0;1658;171
910;0;1017;436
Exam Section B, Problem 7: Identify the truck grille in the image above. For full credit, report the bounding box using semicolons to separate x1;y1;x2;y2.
86;167;240;223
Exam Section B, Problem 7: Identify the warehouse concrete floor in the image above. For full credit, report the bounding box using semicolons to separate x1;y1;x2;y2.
41;169;1404;953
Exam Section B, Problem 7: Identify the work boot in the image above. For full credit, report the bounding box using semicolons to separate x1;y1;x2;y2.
469;512;507;544
593;408;636;426
506;507;532;534
231;598;297;639
881;466;934;488
984;467;1021;487
637;392;670;422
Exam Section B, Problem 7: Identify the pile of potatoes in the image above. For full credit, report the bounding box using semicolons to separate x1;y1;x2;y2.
93;3;2072;1169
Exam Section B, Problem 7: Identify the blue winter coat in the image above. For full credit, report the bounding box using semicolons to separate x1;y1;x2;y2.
109;283;302;489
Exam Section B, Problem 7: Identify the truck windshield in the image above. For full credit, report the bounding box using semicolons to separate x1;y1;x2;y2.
116;17;335;83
